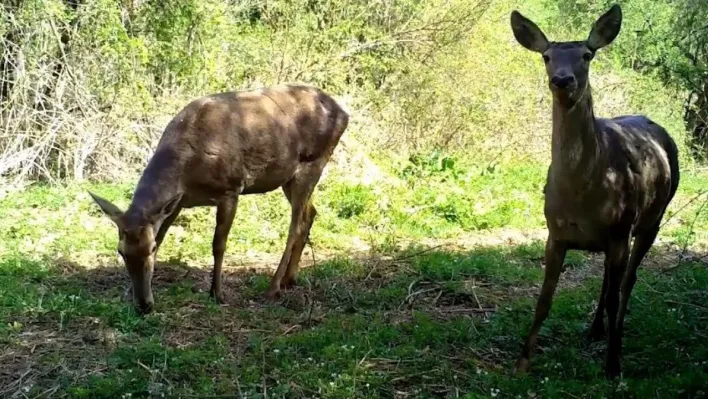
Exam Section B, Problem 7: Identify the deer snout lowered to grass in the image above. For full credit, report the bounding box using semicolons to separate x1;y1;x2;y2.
510;4;680;378
89;83;348;314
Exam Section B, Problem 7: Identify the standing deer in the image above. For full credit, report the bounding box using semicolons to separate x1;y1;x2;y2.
510;4;680;378
89;83;348;314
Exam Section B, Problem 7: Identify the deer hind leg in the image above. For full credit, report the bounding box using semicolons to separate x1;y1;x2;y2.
515;237;567;374
266;162;325;300
588;264;609;342
211;196;239;305
281;190;317;290
618;226;659;325
604;237;630;379
609;223;659;371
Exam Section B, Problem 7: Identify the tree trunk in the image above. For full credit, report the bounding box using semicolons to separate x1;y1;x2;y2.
685;79;708;160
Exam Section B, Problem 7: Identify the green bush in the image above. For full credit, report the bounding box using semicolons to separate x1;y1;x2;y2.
0;0;702;183
328;183;376;219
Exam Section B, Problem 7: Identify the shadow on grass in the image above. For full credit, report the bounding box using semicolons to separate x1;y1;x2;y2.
0;241;706;398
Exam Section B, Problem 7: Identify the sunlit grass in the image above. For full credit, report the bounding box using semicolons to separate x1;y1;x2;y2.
1;156;707;397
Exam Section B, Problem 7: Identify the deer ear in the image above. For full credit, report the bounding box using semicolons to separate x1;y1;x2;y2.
89;191;124;226
148;193;182;222
586;4;622;51
510;10;549;53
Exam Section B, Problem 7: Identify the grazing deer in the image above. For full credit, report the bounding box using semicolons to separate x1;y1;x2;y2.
89;84;348;314
510;4;680;378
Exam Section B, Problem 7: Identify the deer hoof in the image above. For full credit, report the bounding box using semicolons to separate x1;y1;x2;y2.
514;358;531;375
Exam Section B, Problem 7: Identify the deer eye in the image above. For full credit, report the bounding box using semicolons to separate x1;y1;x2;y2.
150;244;157;254
542;54;550;63
583;52;593;61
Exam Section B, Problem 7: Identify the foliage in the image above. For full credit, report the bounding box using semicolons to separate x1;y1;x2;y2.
0;0;703;183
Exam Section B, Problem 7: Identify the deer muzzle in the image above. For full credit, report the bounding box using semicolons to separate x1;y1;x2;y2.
130;270;154;314
550;74;577;91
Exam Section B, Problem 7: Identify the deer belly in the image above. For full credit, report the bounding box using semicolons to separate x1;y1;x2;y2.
242;177;292;194
548;217;604;251
241;164;299;195
181;193;219;207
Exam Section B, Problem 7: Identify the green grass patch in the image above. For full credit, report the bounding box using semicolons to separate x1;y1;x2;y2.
1;242;706;397
1;158;707;397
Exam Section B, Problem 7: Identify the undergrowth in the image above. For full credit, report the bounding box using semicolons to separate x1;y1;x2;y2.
1;156;707;398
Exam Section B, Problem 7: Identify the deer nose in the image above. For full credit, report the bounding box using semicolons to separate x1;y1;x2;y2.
551;75;576;89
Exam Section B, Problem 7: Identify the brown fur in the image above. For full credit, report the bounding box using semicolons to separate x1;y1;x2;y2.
90;83;349;313
511;4;680;378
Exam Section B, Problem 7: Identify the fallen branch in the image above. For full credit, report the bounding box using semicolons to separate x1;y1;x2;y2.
392;244;445;263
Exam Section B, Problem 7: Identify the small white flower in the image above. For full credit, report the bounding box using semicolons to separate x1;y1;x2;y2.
273;349;280;354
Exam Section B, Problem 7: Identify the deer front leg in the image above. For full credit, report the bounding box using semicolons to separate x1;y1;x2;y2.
604;237;630;379
211;196;238;304
515;237;567;374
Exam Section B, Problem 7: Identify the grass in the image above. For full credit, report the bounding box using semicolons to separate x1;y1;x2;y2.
1;159;707;398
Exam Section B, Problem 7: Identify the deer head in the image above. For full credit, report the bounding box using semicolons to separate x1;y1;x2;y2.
89;191;182;314
510;4;622;107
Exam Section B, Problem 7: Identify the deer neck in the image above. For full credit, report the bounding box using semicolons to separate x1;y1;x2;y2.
550;87;600;189
125;148;184;226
